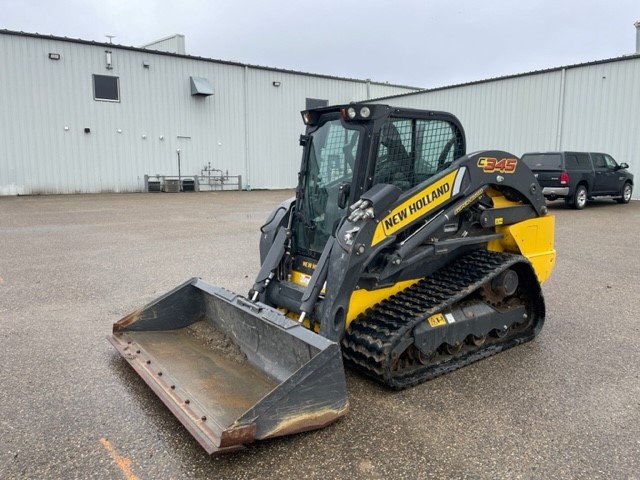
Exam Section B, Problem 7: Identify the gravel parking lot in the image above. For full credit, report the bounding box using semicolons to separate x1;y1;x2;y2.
1;191;638;479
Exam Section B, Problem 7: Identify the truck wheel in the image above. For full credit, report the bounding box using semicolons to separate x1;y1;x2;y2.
616;182;632;204
572;185;588;209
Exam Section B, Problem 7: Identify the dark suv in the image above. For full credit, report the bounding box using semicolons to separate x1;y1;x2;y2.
521;151;634;209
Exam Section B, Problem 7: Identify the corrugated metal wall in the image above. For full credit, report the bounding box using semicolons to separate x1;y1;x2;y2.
244;69;414;189
373;58;640;199
0;31;418;195
4;30;639;197
560;60;640;166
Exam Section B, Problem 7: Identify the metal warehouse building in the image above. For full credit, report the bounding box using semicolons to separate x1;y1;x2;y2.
375;54;640;199
0;30;419;195
1;28;639;197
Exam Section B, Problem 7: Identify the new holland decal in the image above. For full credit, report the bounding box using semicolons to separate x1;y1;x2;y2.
372;169;460;245
383;183;450;230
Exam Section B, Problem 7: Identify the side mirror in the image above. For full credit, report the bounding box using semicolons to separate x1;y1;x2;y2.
337;182;351;210
619;162;629;169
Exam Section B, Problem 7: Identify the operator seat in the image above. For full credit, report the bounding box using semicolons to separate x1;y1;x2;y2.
375;122;413;190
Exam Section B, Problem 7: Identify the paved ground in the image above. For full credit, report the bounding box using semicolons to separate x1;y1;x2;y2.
1;191;638;480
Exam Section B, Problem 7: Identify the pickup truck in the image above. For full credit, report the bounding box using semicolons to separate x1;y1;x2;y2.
521;151;634;209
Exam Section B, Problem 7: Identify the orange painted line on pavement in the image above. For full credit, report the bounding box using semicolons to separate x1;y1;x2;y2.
100;437;140;480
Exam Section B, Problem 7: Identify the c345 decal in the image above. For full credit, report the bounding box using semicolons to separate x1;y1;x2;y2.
477;157;518;174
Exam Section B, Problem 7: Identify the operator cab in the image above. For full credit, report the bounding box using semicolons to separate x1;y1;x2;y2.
294;104;466;260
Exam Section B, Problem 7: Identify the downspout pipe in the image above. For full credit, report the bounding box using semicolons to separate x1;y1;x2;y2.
555;68;566;150
244;65;250;190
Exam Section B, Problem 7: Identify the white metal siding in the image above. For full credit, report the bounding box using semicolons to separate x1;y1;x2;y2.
0;32;418;195
5;30;638;198
372;72;563;155
374;59;640;198
560;60;640;170
243;69;406;189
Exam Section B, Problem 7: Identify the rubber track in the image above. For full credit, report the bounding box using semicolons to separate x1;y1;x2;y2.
341;249;543;389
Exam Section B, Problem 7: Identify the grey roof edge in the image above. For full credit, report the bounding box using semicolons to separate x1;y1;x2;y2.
1;29;423;91
369;53;640;102
140;33;185;49
141;33;185;44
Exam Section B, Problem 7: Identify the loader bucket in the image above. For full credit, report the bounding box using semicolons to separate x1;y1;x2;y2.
108;278;349;454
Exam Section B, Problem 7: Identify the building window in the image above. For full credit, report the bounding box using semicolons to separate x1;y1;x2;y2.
93;75;120;102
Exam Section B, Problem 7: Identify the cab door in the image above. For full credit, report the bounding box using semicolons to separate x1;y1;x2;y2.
603;154;626;193
591;153;612;193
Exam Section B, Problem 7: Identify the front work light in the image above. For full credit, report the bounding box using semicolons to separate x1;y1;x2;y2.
342;104;376;121
302;111;312;125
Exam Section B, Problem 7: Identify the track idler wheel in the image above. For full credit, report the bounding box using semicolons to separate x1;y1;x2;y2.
468;334;487;347
491;269;519;297
443;342;463;355
414;347;435;366
491;325;510;338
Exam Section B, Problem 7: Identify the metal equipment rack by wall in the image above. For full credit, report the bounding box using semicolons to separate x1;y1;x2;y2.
144;174;242;192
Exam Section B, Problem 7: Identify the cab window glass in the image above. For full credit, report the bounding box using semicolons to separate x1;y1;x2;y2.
576;153;591;168
373;120;413;190
592;154;606;168
373;118;462;191
294;118;360;256
565;154;578;168
604;155;618;169
522;154;562;169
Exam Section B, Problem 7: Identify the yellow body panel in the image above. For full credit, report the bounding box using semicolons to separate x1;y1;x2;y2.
290;271;419;328
487;215;555;284
487;211;556;284
484;189;555;284
346;279;419;326
290;270;312;288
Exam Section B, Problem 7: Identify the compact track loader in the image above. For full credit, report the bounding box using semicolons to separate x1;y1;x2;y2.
109;104;555;453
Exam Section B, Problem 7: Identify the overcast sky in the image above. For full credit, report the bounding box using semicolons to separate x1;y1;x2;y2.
3;0;639;88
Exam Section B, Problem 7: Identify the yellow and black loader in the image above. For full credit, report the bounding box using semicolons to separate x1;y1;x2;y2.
109;104;555;452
